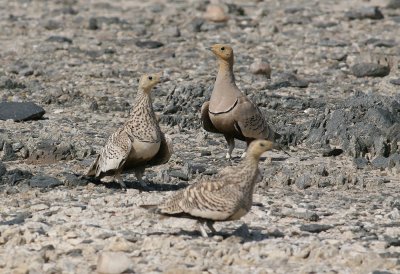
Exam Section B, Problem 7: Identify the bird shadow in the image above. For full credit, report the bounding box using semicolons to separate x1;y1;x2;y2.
84;176;188;192
145;224;284;242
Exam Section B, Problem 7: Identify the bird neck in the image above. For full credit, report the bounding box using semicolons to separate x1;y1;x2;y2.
131;89;154;114
237;157;260;187
216;58;235;85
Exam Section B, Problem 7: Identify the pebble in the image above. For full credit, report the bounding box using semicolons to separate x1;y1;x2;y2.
203;4;229;22
300;224;333;233
97;252;132;274
350;63;390;77
135;40;164;49
345;7;384;20
29;174;63;188
249;59;271;78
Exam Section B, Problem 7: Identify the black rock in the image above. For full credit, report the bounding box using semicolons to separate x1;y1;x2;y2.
268;72;309;89
63;173;88;187
385;236;400;247
0;78;26;89
46;35;73;44
1;168;33;185
0;102;45;121
345;7;384;20
88;17;99;30
300;224;332;233
1;142;17;162
135;40;164;49
390;78;400;86
351;63;390;77
322;148;344;157
372;271;392;274
29;175;63;188
364;38;397;48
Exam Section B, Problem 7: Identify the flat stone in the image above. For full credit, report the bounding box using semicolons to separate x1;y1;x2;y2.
0;102;45;121
203;4;228;22
350;63;390;77
0;161;6;177
387;0;400;9
322;148;344;157
300;224;332;233
135;40;164;49
389;78;400;86
0;212;31;226
46;35;73;44
97;252;132;274
345;7;384;20
29;174;63;188
354;157;369;169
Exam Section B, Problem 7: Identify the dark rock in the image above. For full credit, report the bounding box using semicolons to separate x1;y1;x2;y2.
281;209;320;221
29;174;63;188
268;72;309;89
2;142;17;161
371;156;389;169
385;236;400;247
0;212;31;226
351;63;390;77
372;271;392;274
354;157;369;169
163;104;181;114
190;17;205;32
387;0;400;9
200;150;211;156
388;153;400;168
0;102;45;121
0;78;26;89
88;17;99;30
89;101;99;111
390;78;400;86
319;39;349;47
135;40;164;49
19;67;34;76
322;148;343;157
66;249;83;257
345;7;384;20
364;38;397;48
1;168;33;185
42;19;61;30
300;224;332;233
168;170;189;181
46;36;73;44
27;139;75;164
0;162;6;178
63;173;88;187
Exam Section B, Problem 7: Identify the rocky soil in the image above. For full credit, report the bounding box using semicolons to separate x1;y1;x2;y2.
1;0;400;273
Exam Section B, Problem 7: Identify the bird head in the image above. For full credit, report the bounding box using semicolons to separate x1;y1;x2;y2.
138;73;162;92
208;44;234;62
247;140;274;159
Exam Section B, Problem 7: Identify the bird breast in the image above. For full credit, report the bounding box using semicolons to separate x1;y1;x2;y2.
129;140;161;162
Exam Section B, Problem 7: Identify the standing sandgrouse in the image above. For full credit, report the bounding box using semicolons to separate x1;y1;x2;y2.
86;73;173;189
141;140;274;237
201;44;280;159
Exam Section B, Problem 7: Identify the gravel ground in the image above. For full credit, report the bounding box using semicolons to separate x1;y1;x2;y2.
0;0;400;273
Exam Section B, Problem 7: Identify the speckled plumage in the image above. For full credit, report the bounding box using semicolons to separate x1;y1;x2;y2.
141;140;274;237
87;73;173;189
201;44;279;159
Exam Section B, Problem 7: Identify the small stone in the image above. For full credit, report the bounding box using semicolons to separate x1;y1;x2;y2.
203;4;229;22
164;26;180;37
0;161;6;177
29;175;63;188
250;59;271;78
350;63;390;77
135;40;163;49
89;101;98;111
2;142;17;161
389;78;400;86
371;156;389;169
97;252;132;274
322;148;344;157
0;102;45;121
295;174;312;189
42;19;61;30
46;36;73;44
353;157;369;169
88;17;99;30
190;18;204;32
169;170;189;181
345;7;384;20
0;212;31;226
300;224;332;233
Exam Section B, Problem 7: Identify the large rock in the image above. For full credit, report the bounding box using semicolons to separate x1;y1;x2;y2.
0;102;45;121
29;174;63;188
351;63;390;77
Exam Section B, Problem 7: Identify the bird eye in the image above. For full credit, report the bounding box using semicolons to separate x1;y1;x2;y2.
221;47;225;51
260;143;265;147
148;76;153;80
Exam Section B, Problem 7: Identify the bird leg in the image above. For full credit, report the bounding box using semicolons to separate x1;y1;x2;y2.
206;220;217;234
134;167;148;188
197;221;209;238
114;172;127;191
225;136;235;159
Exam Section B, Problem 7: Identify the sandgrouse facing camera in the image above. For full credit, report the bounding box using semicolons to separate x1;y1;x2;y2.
141;140;274;237
201;44;280;159
86;73;173;190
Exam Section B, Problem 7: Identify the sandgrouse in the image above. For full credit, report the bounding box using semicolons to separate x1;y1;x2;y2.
201;44;280;159
141;140;273;237
86;73;173;189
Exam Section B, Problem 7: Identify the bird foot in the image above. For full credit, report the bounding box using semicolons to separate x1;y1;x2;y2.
225;152;232;159
118;181;127;192
198;222;209;238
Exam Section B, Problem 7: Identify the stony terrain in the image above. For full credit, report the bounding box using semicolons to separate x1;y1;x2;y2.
1;0;400;273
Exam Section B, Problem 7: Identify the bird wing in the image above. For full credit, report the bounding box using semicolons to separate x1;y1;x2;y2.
201;101;220;133
146;132;173;167
233;96;276;140
89;128;133;177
